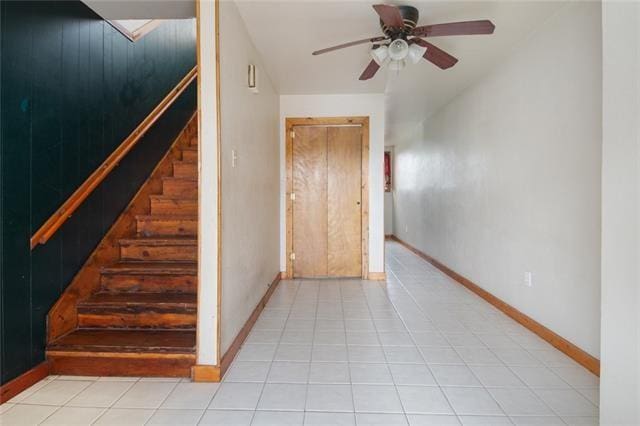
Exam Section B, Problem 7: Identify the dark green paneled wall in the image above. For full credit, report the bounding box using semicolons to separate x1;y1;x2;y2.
0;1;197;384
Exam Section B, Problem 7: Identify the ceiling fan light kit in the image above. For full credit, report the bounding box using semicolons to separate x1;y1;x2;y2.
311;4;495;81
370;45;389;66
407;43;427;64
388;39;409;61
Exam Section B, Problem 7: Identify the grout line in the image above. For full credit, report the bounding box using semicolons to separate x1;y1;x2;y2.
141;379;180;425
300;279;320;423
248;279;302;423
339;280;358;423
359;277;409;423
385;248;505;422
385;242;598;422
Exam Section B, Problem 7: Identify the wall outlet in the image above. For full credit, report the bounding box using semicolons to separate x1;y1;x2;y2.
405;225;408;233
231;149;238;168
524;271;533;287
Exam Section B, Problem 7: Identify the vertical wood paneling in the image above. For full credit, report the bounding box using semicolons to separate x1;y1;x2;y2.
0;0;196;384
1;0;34;383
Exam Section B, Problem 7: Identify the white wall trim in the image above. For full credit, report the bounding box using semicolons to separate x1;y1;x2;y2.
196;0;219;366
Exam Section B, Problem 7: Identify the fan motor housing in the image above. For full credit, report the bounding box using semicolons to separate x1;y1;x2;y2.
380;5;419;37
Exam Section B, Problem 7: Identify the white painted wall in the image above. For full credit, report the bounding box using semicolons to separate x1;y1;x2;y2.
384;192;393;236
196;0;218;366
279;94;386;274
600;1;640;423
391;2;602;356
219;1;280;355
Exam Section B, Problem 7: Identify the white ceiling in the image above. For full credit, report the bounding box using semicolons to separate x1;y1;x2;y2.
234;0;566;141
82;0;195;20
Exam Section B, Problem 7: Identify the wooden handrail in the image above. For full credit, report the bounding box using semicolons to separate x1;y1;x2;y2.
30;66;197;250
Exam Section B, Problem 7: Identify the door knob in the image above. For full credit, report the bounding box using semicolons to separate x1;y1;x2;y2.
356;201;361;205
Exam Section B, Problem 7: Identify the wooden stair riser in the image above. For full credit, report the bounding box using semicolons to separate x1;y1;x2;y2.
190;137;198;146
101;273;197;293
136;216;197;237
48;329;196;353
119;241;197;262
182;149;197;162
173;161;197;178
77;309;196;329
48;354;195;377
162;178;197;198
150;197;198;216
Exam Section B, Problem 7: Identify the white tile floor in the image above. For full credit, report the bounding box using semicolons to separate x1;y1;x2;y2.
0;242;599;425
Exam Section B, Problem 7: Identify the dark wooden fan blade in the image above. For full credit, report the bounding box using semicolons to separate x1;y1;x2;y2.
359;60;380;81
411;38;458;69
412;20;495;38
312;36;387;56
373;4;404;28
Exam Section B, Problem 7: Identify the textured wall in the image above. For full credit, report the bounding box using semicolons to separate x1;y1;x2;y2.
392;3;602;357
600;1;640;423
0;1;196;384
219;1;281;355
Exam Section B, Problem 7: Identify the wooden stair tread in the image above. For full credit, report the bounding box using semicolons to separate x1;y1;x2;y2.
149;195;197;201
48;329;196;354
135;214;197;220
182;146;197;151
80;292;196;307
149;196;197;215
161;177;197;182
101;262;197;275
119;237;197;246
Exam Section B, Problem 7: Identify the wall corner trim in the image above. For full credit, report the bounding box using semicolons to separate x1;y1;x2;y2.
368;272;387;281
0;361;50;403
389;235;601;376
191;364;220;382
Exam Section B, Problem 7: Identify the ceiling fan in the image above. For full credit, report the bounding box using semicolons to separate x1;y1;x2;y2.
312;4;495;80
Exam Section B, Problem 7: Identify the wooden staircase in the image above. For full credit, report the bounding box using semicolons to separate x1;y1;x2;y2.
46;126;199;377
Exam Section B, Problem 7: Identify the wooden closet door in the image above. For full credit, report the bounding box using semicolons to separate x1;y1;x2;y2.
292;126;328;277
327;126;362;277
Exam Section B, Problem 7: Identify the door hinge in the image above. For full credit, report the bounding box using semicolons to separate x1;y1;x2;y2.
290;252;296;261
290;192;296;201
290;129;295;139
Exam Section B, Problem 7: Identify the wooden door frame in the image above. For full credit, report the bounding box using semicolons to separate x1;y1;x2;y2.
285;116;370;280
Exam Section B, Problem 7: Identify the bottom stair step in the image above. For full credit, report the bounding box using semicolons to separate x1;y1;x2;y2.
47;352;195;377
48;329;196;354
47;329;196;377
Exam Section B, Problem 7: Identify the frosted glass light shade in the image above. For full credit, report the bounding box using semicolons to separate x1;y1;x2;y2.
388;39;409;61
370;45;389;65
407;43;427;64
